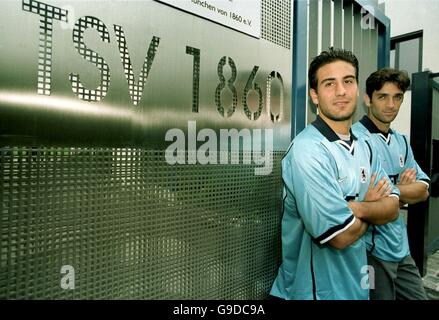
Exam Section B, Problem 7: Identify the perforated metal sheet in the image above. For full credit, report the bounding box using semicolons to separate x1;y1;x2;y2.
0;147;282;299
261;0;291;49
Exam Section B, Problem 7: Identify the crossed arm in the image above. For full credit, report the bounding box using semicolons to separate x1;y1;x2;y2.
397;168;429;205
328;174;400;250
328;168;430;250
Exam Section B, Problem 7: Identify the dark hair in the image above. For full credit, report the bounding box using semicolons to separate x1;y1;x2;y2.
308;48;359;91
365;68;410;99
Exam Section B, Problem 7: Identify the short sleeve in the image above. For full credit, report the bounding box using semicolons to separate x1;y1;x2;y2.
403;136;430;187
283;142;355;245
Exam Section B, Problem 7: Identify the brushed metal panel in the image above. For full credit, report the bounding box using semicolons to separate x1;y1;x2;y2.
0;0;292;150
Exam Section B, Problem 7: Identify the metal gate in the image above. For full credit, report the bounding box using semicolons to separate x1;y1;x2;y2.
408;71;439;276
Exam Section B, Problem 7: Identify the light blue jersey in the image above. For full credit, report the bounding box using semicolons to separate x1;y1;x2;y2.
352;116;430;262
270;116;399;300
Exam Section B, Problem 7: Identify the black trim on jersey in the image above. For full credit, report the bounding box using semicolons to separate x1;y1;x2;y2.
364;140;373;165
345;194;359;202
282;140;295;162
312;116;357;142
420;178;431;185
388;174;399;185
337;140;355;155
314;215;355;244
280;176;290;221
379;133;391;145
310;243;317;300
368;226;377;254
281;182;287;216
402;135;409;164
359;115;393;136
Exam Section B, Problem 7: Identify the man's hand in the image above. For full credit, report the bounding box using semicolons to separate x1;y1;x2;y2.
398;168;417;186
348;173;400;225
397;168;429;205
398;168;416;206
364;173;392;202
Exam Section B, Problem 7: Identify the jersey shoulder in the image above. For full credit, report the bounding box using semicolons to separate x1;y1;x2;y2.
283;125;332;166
352;121;370;139
390;128;409;144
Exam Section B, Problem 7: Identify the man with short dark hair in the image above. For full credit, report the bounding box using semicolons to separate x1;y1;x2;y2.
270;49;400;300
352;68;430;300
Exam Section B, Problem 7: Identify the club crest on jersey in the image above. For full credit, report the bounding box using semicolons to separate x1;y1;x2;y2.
399;155;404;167
360;167;367;183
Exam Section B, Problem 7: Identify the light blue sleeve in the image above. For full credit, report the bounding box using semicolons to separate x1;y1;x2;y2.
403;135;430;184
283;141;354;245
351;121;370;139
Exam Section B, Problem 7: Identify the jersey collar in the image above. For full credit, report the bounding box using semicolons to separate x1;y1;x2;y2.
359;115;393;136
311;115;357;143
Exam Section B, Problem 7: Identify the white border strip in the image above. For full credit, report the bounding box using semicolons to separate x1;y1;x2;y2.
319;216;356;245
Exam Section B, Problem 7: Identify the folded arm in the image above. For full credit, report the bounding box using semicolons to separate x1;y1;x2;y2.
327;174;399;249
348;196;399;225
327;194;399;250
349;173;399;225
328;217;369;250
398;168;429;204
